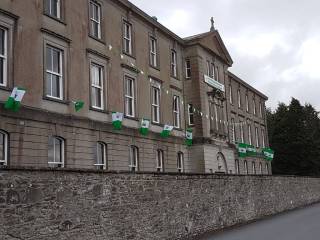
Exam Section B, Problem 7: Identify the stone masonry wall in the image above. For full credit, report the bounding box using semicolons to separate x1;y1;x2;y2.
1;168;320;240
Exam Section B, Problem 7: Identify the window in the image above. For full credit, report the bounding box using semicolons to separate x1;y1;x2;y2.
240;121;244;143
259;162;263;174
156;149;164;172
90;63;104;109
245;95;249;112
253;99;256;115
0;130;8;166
244;160;248;175
0;27;7;87
188;104;194;126
123;21;132;55
248;124;252;145
206;61;210;76
229;85;233;104
261;129;266;148
266;163;269;175
48;136;64;167
124;76;135;117
151;82;161;123
215;66;219;82
214;104;219;130
255;127;260;147
45;0;61;19
89;1;101;39
129;146;139;172
95;142;107;170
46;45;63;99
237;89;241;108
260;102;263;117
252;162;256;175
235;159;240;174
185;59;191;79
231;118;236;143
150;37;157;67
211;63;215;79
173;95;180;128
171;50;177;77
177;152;184;173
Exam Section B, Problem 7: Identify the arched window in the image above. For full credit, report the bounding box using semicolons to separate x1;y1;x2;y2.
266;163;269;175
235;160;240;174
177;152;184;173
156;149;164;172
244;160;248;175
252;162;256;175
259;162;263;174
0;130;8;166
217;152;227;173
129;146;139;172
48;136;65;168
95;142;107;170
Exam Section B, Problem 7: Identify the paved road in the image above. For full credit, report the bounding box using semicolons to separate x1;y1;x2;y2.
201;203;320;240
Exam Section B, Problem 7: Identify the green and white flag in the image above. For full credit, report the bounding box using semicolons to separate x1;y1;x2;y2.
161;125;173;138
246;145;257;156
112;112;123;130
73;101;84;112
238;143;247;158
263;148;274;161
4;87;26;112
140;118;150;136
185;128;193;146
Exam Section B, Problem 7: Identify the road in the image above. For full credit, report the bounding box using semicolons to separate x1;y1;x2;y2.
201;203;320;240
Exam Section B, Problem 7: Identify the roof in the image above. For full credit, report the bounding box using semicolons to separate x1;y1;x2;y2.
228;71;268;100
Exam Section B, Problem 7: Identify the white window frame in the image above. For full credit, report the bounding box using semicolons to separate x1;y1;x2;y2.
237;89;241;108
235;160;240;174
0;27;7;87
150;37;157;67
129;146;139;172
261;129;266;148
185;59;191;79
248;124;252;145
253;99;256;115
259;162;263;175
231;118;236;143
123;21;132;55
211;63;215;79
173;95;180;128
0;130;8;166
95;142;107;170
90;63;104;110
240;122;244;143
255;127;260;148
244;160;248;175
48;136;65;167
188;103;194;126
214;104;219;130
177;152;184;173
89;1;101;39
260;102;263;117
124;76;135;117
229;85;233;104
245;94;249;112
151;81;161;124
215;66;219;82
206;61;210;76
46;0;61;19
252;162;256;175
156;149;164;172
266;163;269;175
46;45;63;100
171;50;177;77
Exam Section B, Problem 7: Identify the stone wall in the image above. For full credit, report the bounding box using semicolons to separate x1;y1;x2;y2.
1;168;320;240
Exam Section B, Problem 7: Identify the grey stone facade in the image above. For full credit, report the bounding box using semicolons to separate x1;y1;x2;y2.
1;169;320;240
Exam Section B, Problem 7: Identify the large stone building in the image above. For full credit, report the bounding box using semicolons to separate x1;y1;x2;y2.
0;0;271;174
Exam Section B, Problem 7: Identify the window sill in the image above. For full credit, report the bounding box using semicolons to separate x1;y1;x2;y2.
89;106;108;114
151;121;163;127
124;115;139;121
0;86;13;92
43;96;69;105
149;64;160;71
88;35;106;45
122;51;136;60
171;75;180;81
43;13;67;25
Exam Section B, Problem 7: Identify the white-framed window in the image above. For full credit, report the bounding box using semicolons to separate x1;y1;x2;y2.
255;127;260;147
214;104;219;130
211;63;215;79
188;103;194;126
123;21;132;55
240;121;244;143
0;27;7;87
48;136;64;167
90;63;104;109
45;0;61;19
244;160;248;175
245;94;249;112
0;130;8;166
206;60;210;76
235;159;240;174
215;66;219;82
252;162;256;175
95;142;107;170
124;76;135;117
156;149;164;172
259;162;263;174
266;163;269;175
150;37;157;67
231;118;236;143
248;124;252;145
46;45;63;100
177;152;184;173
89;0;101;39
171;50;177;77
237;89;241;108
229;85;233;104
129;145;139;172
261;129;266;148
260;102;263;117
185;59;191;79
253;99;256;115
151;82;161;123
173;95;180;128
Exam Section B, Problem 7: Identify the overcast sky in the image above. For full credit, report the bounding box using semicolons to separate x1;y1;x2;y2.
130;0;320;110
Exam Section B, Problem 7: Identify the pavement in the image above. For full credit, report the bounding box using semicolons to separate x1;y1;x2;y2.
201;203;320;240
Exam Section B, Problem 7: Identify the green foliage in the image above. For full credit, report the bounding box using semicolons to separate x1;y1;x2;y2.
268;98;320;176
